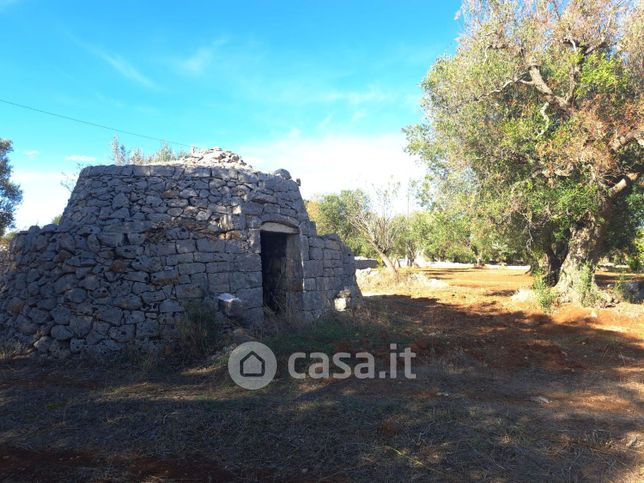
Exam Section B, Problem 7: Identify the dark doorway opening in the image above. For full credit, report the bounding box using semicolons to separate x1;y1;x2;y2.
261;231;288;312
260;229;303;315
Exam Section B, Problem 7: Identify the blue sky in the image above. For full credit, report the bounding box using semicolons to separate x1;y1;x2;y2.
0;0;461;229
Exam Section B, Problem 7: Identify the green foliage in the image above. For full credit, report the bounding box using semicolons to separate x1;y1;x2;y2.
110;135;187;166
412;168;528;264
0;139;23;237
308;184;403;272
306;192;375;257
392;211;430;263
577;263;601;307
533;275;557;314
578;52;624;99
604;187;644;266
0;231;16;244
425;210;476;262
627;229;644;271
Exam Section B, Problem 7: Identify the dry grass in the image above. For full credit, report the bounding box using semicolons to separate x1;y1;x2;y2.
0;267;642;482
176;300;228;359
0;339;29;362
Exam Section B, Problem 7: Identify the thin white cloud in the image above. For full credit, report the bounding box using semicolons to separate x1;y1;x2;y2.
71;36;157;89
319;86;390;105
317;114;333;131
65;154;96;162
97;50;157;88
173;37;230;76
252;83;397;108
178;47;213;75
351;111;365;123
287;127;301;139
172;39;400;109
23;150;39;157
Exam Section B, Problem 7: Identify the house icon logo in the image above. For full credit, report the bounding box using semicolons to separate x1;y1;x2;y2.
240;351;265;377
228;342;277;390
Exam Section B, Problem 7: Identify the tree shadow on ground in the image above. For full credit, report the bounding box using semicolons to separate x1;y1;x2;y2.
0;294;642;482
482;289;517;297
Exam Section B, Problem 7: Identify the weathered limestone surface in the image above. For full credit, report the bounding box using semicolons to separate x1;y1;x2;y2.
0;149;360;358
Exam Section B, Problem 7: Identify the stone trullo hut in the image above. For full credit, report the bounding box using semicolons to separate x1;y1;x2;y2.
0;148;361;358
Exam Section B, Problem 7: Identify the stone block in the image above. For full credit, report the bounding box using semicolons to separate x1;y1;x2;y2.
70;316;93;337
178;262;206;275
208;273;230;293
230;271;262;291
109;324;135;343
176;284;203;299
159;299;184;313
176;239;196;253
115;295;143;310
96;306;123;325
51;325;73;341
69;338;87;353
303;260;323;278
196;238;224;253
136;319;159;338
235;287;263;309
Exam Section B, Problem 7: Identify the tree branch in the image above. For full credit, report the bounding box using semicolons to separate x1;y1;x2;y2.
609;172;641;199
522;65;571;112
537;102;550;137
609;128;644;152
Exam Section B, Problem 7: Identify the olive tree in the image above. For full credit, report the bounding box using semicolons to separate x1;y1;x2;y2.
0;139;23;237
407;0;643;300
309;186;402;274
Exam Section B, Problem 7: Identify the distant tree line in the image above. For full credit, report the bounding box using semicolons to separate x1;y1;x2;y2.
307;180;643;276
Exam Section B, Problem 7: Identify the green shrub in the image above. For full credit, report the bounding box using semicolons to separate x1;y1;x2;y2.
577;263;601;307
533;275;557;314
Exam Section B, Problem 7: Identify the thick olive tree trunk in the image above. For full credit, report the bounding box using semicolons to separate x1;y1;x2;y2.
554;171;640;303
541;233;570;284
543;246;567;286
554;210;608;302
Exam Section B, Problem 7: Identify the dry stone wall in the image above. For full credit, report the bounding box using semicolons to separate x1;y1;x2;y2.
0;152;360;358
